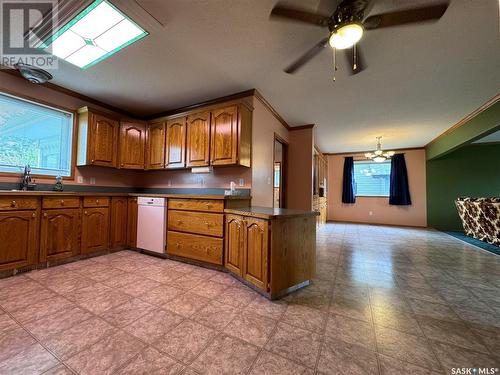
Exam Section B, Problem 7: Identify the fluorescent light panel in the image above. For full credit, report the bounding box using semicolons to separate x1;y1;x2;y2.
43;0;148;69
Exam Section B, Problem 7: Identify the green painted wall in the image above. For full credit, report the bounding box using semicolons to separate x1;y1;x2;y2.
427;143;500;231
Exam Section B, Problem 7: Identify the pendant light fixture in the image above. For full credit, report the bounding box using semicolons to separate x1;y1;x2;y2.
364;137;395;163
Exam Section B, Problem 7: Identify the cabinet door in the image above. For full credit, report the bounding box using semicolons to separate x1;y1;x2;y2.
210;106;238;165
146;122;166;169
90;114;119;167
166;117;187;169
81;207;109;254
243;218;269;290
0;211;38;271
119;122;146;169
224;214;244;276
40;209;80;262
110;197;128;249
186;112;210;167
127;197;138;248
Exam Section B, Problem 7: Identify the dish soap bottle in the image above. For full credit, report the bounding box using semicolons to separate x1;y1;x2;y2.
54;175;64;191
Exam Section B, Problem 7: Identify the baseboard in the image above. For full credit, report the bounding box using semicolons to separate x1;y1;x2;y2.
326;219;428;229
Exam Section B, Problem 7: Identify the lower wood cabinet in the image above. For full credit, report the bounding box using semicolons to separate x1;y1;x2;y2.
167;231;222;265
110;197;128;249
225;215;268;290
40;208;81;262
0;210;39;271
127;197;138;248
224;209;317;298
81;207;109;254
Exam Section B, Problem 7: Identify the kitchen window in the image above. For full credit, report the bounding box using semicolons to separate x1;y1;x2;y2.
353;161;391;197
0;92;74;177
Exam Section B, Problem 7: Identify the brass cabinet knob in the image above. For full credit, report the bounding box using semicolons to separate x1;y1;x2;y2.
60;200;64;205
84;211;88;215
91;160;95;164
11;201;16;207
32;212;36;218
96;199;99;204
43;213;47;218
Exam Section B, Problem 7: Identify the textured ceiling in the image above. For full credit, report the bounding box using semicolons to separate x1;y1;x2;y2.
46;0;500;152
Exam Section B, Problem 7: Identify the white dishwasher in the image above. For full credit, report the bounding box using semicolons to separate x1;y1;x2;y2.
137;197;167;254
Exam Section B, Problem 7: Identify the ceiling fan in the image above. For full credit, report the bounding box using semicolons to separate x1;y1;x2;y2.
270;0;448;75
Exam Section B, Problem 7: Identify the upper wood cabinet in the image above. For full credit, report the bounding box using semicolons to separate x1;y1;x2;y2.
146;121;166;169
186;111;210;167
119;122;146;169
210;105;251;167
77;107;119;168
166;117;187;169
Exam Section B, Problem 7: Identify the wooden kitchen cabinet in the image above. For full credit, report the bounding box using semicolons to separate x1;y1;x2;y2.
119;122;146;169
242;217;269;290
166;117;187;169
224;208;317;298
0;210;39;271
77;107;120;168
127;197;138;248
186;111;210;167
40;208;81;262
81;207;109;254
110;197;128;249
224;214;245;276
210;105;251;167
146;121;166;169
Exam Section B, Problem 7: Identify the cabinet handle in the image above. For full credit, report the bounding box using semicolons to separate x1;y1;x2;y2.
32;212;36;218
84;211;88;215
91;159;95;163
11;201;16;207
121;163;124;167
96;199;99;204
60;200;64;205
43;213;47;218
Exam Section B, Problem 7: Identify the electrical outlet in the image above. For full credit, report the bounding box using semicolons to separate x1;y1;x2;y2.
267;177;271;185
89;177;96;185
369;211;373;216
77;176;84;184
167;180;172;187
238;178;244;187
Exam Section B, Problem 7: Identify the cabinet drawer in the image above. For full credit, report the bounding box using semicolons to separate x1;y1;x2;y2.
43;196;81;209
83;197;110;208
167;231;222;265
168;210;223;237
0;197;38;211
168;199;223;213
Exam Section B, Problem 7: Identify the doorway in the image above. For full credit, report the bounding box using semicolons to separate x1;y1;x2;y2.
273;135;288;208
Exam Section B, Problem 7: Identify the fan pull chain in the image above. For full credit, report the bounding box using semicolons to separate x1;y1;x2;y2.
353;44;357;71
332;47;337;82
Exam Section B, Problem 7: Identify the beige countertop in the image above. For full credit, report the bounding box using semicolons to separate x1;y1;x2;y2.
224;206;319;219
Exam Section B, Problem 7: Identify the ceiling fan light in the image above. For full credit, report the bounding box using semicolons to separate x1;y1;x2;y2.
373;156;387;163
329;23;363;50
374;149;383;156
364;153;373;158
387;151;395;156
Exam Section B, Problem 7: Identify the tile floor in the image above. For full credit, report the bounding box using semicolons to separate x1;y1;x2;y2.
0;223;499;374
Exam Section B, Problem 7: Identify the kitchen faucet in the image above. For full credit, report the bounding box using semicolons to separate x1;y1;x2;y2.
20;165;36;191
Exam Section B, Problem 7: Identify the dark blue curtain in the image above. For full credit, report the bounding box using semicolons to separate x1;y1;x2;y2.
342;157;356;204
389;153;412;205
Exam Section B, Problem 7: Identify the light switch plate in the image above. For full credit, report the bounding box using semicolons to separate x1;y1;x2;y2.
238;178;244;187
90;177;96;185
77;176;84;184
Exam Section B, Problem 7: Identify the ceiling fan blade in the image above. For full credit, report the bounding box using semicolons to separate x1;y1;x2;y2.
270;5;330;27
284;38;329;74
344;44;366;75
363;3;448;30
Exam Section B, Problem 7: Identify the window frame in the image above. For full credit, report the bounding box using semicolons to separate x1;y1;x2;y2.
0;89;78;180
353;160;391;198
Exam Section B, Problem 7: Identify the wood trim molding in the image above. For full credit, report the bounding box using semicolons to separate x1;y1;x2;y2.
324;146;425;156
425;93;500;148
147;89;256;120
289;124;315;131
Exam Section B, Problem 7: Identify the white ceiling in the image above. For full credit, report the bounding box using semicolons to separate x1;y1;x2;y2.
47;0;500;153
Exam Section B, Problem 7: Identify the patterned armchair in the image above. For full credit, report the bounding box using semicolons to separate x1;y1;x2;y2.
455;197;500;246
